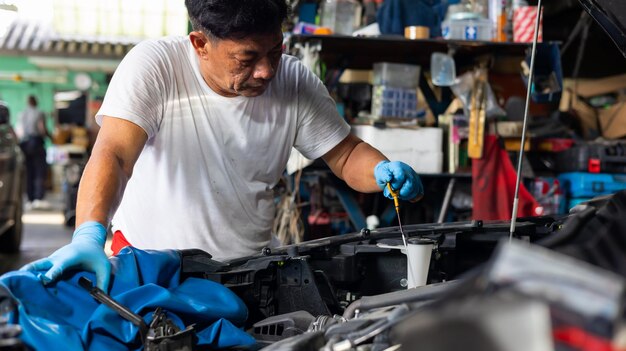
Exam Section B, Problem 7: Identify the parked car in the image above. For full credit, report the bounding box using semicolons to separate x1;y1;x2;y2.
0;102;24;253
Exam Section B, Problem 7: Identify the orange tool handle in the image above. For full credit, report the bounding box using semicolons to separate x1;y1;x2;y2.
387;183;400;211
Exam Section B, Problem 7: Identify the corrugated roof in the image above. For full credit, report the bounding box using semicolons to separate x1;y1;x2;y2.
0;20;138;59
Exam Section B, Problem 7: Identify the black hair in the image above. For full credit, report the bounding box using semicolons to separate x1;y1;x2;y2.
27;95;37;107
185;0;289;40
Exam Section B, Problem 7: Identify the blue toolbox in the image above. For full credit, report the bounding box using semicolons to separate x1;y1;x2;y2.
558;172;626;212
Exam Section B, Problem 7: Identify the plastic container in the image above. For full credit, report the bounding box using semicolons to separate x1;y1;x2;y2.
320;0;361;35
431;52;456;87
488;0;507;41
371;86;420;119
442;18;493;41
373;62;421;89
377;237;435;288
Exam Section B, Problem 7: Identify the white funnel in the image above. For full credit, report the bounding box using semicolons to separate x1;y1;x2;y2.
377;237;435;289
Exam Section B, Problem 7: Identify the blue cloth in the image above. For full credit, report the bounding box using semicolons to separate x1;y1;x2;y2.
0;247;256;350
377;0;446;37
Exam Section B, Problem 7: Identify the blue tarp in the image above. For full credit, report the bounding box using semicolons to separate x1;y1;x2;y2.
0;247;256;350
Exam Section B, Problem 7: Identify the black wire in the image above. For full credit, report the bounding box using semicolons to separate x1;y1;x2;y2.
561;11;589;55
572;15;592;82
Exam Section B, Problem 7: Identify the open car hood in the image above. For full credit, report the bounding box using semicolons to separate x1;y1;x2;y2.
579;0;626;57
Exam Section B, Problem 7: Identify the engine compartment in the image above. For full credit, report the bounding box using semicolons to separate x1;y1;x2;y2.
180;217;561;345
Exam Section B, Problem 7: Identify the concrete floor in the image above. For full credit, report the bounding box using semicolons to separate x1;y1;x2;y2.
0;192;72;275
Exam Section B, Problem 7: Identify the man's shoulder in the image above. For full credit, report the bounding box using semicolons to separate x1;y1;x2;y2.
131;36;190;59
279;54;304;73
135;36;189;50
276;54;315;85
120;36;192;79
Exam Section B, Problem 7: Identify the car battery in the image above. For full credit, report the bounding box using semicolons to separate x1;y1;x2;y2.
558;172;626;212
553;141;626;173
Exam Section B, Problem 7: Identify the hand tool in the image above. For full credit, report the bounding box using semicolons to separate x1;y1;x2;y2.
79;277;195;350
387;183;416;286
468;72;487;159
387;183;409;248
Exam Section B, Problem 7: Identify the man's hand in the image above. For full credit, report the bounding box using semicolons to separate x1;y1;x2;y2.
20;221;111;291
374;160;424;202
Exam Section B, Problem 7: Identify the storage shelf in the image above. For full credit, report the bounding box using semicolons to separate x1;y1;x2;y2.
288;34;559;120
288;34;555;70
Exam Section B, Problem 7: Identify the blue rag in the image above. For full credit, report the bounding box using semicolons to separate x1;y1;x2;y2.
0;247;256;350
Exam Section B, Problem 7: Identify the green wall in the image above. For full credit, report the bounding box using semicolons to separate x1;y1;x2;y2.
0;55;109;128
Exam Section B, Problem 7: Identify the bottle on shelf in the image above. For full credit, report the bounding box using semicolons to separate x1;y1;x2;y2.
489;0;508;42
442;2;493;41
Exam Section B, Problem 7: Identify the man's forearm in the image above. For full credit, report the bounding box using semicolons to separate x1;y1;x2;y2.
323;134;388;193
340;141;387;193
75;151;130;228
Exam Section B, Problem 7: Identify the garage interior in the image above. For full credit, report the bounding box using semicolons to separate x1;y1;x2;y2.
1;0;626;350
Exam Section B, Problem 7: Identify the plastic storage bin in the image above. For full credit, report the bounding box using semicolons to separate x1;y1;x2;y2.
442;18;493;41
371;63;421;119
320;0;361;35
373;63;421;89
371;86;420;119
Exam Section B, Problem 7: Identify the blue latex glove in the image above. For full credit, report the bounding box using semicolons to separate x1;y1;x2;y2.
20;221;111;291
374;160;424;201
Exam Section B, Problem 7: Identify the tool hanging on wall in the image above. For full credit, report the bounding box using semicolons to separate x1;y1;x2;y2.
273;169;305;245
468;70;488;159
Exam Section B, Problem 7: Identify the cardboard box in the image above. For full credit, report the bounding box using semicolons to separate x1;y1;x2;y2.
560;75;626;140
513;6;543;43
351;125;443;173
559;88;598;139
598;103;626;140
339;69;373;84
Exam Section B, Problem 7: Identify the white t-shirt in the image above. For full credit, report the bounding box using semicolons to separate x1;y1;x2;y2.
18;106;45;139
96;36;350;260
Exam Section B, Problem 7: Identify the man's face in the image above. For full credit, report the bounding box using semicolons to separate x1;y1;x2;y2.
191;31;283;98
